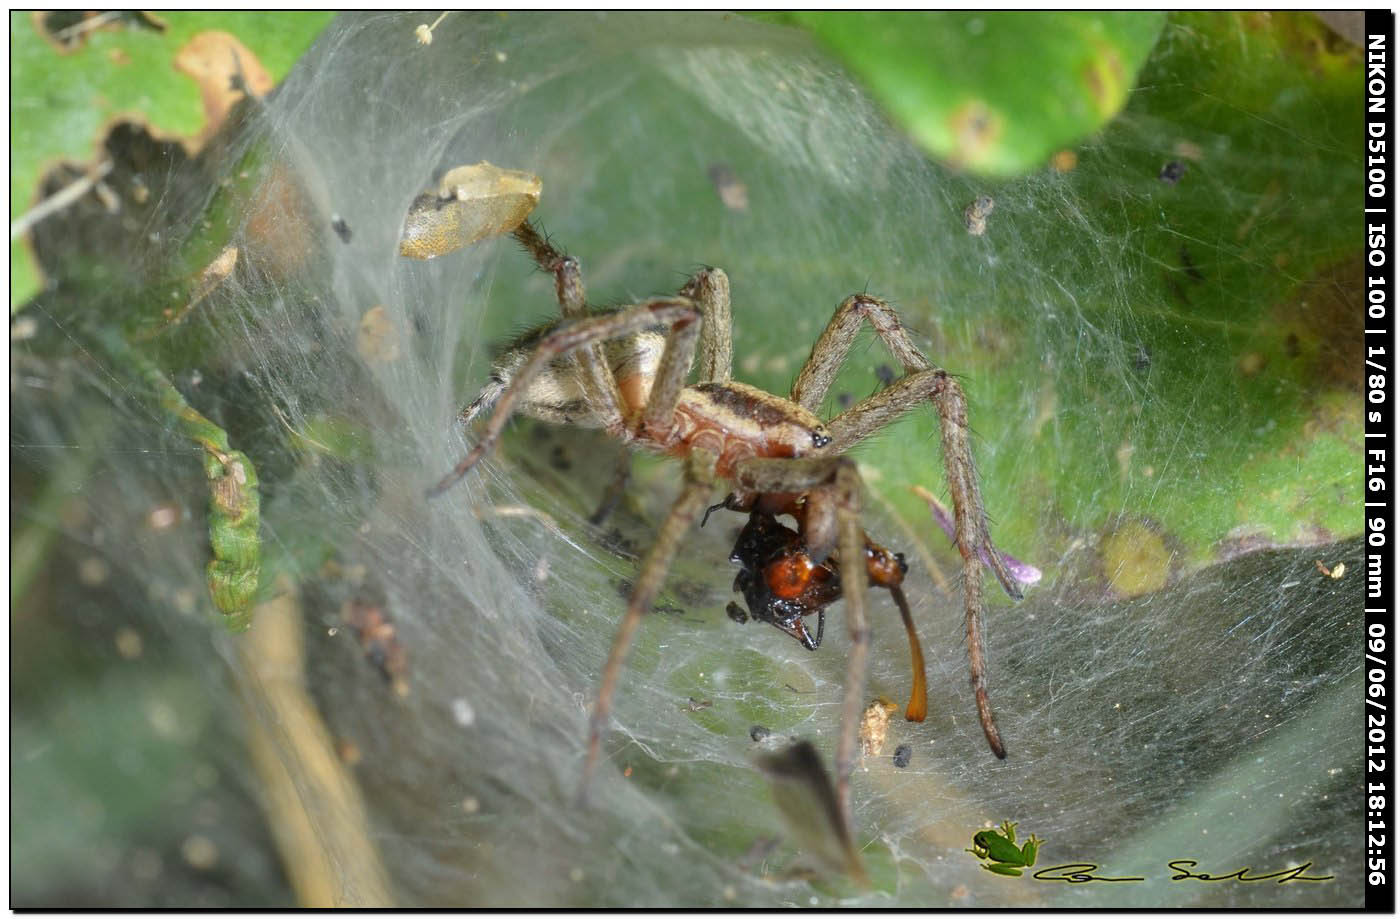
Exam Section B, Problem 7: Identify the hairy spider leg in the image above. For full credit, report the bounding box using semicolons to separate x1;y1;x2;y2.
511;222;624;434
512;223;735;418
794;295;1020;597
425;298;700;498
732;455;869;818
582;451;717;798
588;267;734;526
680;267;733;385
790;294;1018;758
827;371;1009;757
455;376;505;429
585;458;633;526
509;233;733;525
535;298;719;797
429;242;716;799
831;480;868;820
576;269;748;794
513;221;587;317
451;221;597;432
433;231;758;800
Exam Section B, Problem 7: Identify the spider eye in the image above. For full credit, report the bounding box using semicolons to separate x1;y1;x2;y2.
811;430;832;448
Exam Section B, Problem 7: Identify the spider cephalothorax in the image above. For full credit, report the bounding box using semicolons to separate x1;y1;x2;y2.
430;218;1026;827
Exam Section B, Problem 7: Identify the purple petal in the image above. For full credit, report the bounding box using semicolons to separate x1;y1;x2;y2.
912;487;1042;587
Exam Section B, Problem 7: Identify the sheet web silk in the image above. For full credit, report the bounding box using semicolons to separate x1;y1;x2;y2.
12;12;1363;907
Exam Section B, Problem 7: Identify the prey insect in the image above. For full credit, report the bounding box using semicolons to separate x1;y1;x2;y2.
718;504;928;724
429;218;1025;824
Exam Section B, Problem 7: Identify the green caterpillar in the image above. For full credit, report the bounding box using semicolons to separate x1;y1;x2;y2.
102;331;261;631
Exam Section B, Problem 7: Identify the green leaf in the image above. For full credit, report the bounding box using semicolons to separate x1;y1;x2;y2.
10;10;335;310
816;10;1363;579
774;11;1166;176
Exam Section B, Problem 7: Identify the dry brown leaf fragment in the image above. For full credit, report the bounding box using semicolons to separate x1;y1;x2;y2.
859;697;898;757
1050;149;1078;173
341;599;410;697
243;164;316;280
1314;559;1345;579
964;195;995;236
399;162;541;260
173;31;274;146
34;11;166;53
707;163;750;211
336;738;363;766
1172;140;1204;162
357;305;401;364
156;245;238;330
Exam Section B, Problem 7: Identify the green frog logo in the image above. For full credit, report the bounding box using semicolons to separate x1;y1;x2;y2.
966;820;1044;877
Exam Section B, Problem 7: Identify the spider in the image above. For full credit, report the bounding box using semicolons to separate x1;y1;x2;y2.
428;220;1025;821
719;504;929;725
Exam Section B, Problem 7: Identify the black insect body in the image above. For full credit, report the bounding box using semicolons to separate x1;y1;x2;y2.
722;508;928;723
1159;160;1187;184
